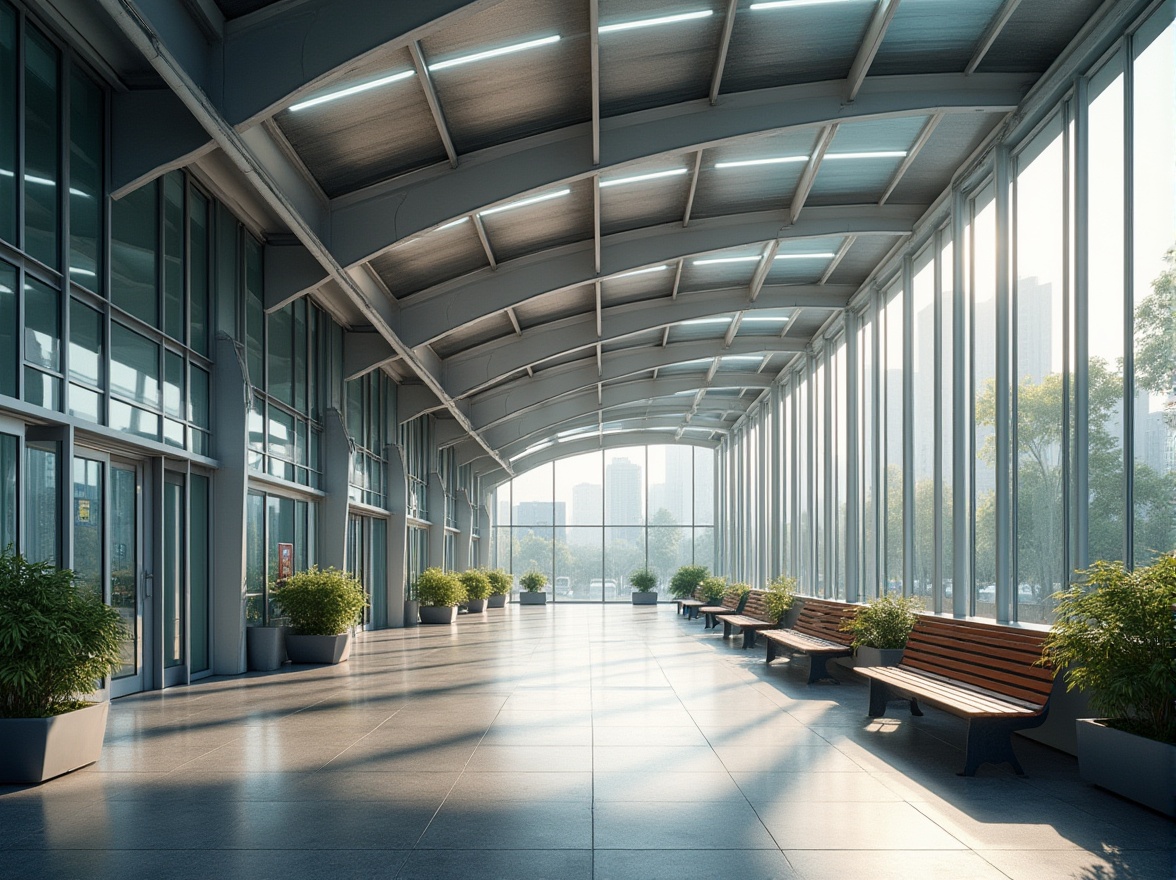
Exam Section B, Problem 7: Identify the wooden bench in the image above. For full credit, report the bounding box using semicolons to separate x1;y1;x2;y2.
698;588;746;629
856;616;1053;776
716;590;780;649
761;598;857;683
677;586;707;619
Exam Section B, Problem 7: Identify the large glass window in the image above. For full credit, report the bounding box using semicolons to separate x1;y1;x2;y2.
1130;11;1176;567
911;248;935;604
112;181;158;325
23;27;58;269
970;183;998;617
25;441;57;564
68;70;102;290
0;431;15;551
496;445;715;601
883;280;904;594
24;277;60;410
0;261;15;397
0;2;15;246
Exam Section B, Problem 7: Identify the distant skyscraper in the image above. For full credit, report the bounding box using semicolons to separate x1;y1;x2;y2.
605;456;642;544
513;501;566;542
571;482;602;526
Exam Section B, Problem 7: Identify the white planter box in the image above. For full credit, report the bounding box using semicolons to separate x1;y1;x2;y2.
1077;718;1175;817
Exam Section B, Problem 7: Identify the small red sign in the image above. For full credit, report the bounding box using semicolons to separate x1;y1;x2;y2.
277;543;294;581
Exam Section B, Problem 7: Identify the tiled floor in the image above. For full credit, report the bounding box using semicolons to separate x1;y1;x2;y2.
1;605;1172;879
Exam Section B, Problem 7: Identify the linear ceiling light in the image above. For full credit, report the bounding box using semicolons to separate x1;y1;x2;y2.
741;315;790;323
599;10;713;33
289;69;415;112
479;188;571;217
825;151;908;160
429;35;561;71
722;355;765;362
680;317;732;325
714;155;809;169
775;252;836;259
437;217;470;231
693;256;759;265
599;168;689;188
613;265;669;279
751;0;866;9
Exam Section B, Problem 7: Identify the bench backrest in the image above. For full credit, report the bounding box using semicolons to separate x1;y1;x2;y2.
720;588;745;611
692;586;706;602
793;598;856;646
740;590;777;624
901;617;1053;709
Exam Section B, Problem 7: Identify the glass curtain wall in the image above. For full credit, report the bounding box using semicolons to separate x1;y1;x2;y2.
714;3;1175;623
494;445;715;601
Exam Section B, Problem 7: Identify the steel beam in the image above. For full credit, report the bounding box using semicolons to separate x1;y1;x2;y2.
396;205;916;346
409;40;459;169
508;431;718;474
965;0;1024;75
443;284;842;397
343;332;397;381
329;74;1026;266
846;0;901;102
500;408;742;459
709;0;739;105
790;123;836;223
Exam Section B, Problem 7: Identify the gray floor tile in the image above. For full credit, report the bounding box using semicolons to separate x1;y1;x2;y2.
593;800;779;849
784;850;1010;880
395;848;593;880
593;849;800;879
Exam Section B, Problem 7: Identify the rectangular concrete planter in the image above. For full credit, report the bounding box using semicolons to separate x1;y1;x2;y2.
487;594;507;608
419;605;458;624
631;591;658;605
285;632;352;664
518;591;547;605
466;598;487;613
0;701;110;784
246;625;288;671
855;646;904;667
1077;719;1175;817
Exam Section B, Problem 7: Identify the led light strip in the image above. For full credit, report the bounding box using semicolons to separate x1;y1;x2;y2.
599;168;688;188
599;10;713;33
289;70;415;112
429;35;561;71
479;188;570;216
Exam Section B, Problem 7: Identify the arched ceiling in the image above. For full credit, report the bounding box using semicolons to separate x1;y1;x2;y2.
87;0;1107;478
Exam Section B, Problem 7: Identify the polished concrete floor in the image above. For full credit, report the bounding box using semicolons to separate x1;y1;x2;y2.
1;604;1172;879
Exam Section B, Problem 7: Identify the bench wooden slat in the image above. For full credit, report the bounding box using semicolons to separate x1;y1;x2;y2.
858;666;1043;716
762;629;848;655
760;598;857;683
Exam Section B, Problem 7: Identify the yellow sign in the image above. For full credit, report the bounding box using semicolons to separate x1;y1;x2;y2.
77;499;91;523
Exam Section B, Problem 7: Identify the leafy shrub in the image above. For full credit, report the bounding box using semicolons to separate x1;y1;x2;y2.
841;594;921;650
415;567;467;607
458;569;492;601
486;569;513;596
272;567;367;636
0;551;124;718
762;574;797;622
1042;555;1176;743
629;568;657;592
519;570;548;592
669;564;710;599
699;576;728;603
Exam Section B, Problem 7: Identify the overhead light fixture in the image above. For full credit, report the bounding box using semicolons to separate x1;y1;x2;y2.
680;317;732;325
479;188;570;216
437;217;470;231
741;315;790;323
693;256;759;265
751;0;866;9
289;69;415;112
722;355;765;363
428;35;561;71
599;168;689;188
599;10;713;33
825;151;908;160
774;252;836;259
613;265;669;279
714;156;808;169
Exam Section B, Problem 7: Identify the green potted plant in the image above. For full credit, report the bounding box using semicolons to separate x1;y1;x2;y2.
415;567;467;624
841;594;921;667
458;569;492;613
762;574;797;625
629;568;658;605
271;567;367;664
0;551;124;784
486;568;511;608
518;570;548;605
1041;555;1176;816
699;575;728;603
669;564;709;600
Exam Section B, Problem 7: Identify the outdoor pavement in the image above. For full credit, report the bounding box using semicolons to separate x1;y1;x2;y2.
1;603;1172;879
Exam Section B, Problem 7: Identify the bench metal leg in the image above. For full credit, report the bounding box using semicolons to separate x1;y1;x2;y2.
765;641;777;664
806;654;842;685
722;620;733;639
867;681;921;718
959;712;1048;776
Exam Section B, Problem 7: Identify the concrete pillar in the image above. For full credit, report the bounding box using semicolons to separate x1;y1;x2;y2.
320;408;351;571
384;446;409;627
210;333;249;675
455;488;472;571
427;472;446;569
